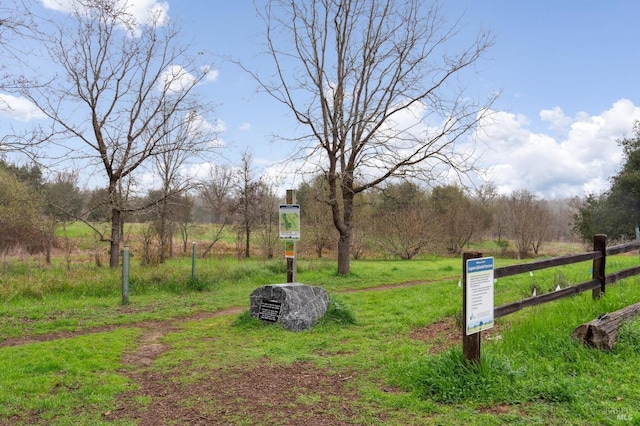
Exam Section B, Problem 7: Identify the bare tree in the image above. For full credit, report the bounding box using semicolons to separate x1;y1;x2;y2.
43;170;83;265
199;164;235;258
255;181;280;259
151;110;218;263
530;199;551;255
505;190;550;258
247;0;495;274
297;177;336;258
172;193;195;254
431;185;489;254
373;182;440;259
233;151;262;258
0;0;38;96
19;0;214;267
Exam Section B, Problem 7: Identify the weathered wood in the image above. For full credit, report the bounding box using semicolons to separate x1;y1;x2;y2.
592;234;607;299
606;265;640;286
462;252;482;364
572;302;640;350
494;251;600;279
606;241;640;256
495;279;601;318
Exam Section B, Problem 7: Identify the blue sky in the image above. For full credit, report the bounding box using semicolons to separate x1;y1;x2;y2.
2;0;640;199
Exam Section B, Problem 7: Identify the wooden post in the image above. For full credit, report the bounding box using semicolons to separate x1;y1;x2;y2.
191;242;197;281
592;234;607;300
122;246;130;306
462;251;482;364
286;189;297;283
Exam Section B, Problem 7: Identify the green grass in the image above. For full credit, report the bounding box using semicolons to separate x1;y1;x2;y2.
0;329;138;425
1;250;640;424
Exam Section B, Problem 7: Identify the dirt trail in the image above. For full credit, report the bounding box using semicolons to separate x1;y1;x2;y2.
0;306;245;349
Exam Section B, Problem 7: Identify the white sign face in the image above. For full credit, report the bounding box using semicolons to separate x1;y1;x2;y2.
465;257;494;335
279;204;301;239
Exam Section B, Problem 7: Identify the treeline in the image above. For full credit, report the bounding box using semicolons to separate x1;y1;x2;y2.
298;179;575;260
572;123;640;245
0;155;580;264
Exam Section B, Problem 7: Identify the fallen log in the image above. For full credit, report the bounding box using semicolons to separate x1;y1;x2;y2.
572;302;640;350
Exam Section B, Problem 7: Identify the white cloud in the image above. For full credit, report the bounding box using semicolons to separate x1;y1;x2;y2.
184;111;226;147
475;99;640;199
0;94;45;122
540;106;571;133
159;65;219;94
201;65;219;82
159;65;197;94
41;0;169;28
239;122;252;131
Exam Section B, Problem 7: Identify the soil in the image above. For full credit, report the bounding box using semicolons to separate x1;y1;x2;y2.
2;279;464;425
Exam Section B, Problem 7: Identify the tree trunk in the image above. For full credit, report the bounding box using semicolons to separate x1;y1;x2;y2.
337;230;351;275
245;227;250;258
159;199;167;264
109;207;121;268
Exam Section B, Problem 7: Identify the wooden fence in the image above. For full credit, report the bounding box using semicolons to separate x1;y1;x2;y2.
462;234;640;363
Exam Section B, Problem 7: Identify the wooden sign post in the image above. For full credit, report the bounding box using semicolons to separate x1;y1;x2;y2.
462;251;482;364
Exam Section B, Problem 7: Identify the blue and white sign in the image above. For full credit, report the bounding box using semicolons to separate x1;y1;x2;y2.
465;257;494;335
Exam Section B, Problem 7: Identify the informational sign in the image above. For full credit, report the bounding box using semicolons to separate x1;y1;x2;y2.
284;240;295;258
258;299;283;322
279;204;301;239
465;257;494;335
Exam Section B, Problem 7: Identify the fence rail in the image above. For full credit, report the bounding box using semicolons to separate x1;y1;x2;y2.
462;235;640;363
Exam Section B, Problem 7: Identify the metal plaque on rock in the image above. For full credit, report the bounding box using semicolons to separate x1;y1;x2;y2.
258;299;282;322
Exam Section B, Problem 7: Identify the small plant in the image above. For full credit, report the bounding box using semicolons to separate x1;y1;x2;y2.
320;295;357;326
187;277;209;292
394;348;525;404
232;310;267;329
494;238;511;256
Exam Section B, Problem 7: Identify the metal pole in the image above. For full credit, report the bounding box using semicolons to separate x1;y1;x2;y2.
122;246;130;305
191;242;197;281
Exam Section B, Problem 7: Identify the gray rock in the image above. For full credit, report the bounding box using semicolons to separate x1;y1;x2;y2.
250;283;329;331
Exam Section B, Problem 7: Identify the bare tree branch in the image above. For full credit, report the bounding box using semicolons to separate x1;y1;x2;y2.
239;0;496;274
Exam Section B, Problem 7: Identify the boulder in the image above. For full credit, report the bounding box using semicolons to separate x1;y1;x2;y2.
250;283;329;331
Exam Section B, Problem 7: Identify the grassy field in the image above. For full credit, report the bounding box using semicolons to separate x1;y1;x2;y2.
1;238;640;424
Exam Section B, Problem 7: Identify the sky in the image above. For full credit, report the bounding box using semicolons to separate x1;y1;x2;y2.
2;0;640;200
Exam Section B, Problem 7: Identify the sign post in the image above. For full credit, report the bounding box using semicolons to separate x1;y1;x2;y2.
280;190;300;283
462;252;494;363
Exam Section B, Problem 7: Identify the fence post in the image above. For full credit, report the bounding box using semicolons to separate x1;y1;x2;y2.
592;234;607;300
122;246;130;306
462;251;482;364
191;242;197;281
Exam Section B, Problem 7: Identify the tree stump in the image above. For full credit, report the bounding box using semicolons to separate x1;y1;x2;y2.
572;302;640;350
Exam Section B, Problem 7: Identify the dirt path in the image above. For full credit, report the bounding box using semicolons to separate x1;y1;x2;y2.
0;306;246;349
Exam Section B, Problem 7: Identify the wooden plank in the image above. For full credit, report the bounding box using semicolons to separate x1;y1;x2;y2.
494;251;600;279
494;279;601;318
606;265;640;285
606;241;640;256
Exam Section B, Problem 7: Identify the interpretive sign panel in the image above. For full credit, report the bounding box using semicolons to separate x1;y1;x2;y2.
284;240;295;258
279;204;301;240
258;299;283;322
465;257;494;335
